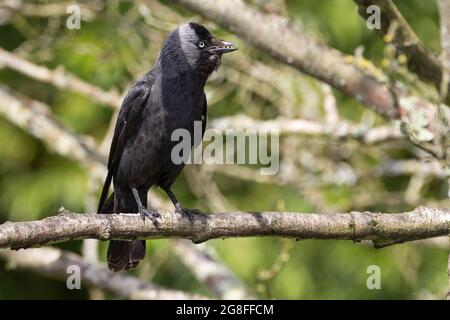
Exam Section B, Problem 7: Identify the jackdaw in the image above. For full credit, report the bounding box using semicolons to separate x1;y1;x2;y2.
97;22;238;271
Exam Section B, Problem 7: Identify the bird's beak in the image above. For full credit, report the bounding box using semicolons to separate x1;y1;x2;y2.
209;39;238;54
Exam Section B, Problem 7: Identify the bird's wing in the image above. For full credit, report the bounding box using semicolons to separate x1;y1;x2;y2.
202;93;207;137
98;79;153;212
107;81;152;169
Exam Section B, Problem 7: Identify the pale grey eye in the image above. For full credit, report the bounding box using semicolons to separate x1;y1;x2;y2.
198;41;205;48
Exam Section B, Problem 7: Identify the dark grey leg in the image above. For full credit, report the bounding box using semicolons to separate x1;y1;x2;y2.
164;188;183;213
163;188;203;222
131;187;161;223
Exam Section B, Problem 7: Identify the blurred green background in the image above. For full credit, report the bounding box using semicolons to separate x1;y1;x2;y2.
0;0;448;299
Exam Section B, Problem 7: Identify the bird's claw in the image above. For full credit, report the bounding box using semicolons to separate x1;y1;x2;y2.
138;207;161;226
175;204;203;223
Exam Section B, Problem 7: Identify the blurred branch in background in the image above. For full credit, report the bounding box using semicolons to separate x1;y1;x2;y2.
354;0;447;99
171;240;255;299
211;114;403;144
0;1;100;21
0;47;121;108
0;247;207;299
1;207;449;249
0;85;106;181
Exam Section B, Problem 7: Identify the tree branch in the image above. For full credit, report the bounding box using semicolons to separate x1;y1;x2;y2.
0;247;207;300
0;207;449;249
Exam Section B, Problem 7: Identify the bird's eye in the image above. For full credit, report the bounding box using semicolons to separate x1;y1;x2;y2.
198;41;206;48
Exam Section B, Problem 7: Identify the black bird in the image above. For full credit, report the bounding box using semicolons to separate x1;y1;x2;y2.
97;23;238;271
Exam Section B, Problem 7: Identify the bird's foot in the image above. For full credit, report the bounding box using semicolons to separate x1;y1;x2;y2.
175;203;203;223
138;207;161;226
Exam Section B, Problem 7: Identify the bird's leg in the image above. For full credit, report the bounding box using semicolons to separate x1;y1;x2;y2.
131;187;161;223
164;188;183;213
163;188;203;222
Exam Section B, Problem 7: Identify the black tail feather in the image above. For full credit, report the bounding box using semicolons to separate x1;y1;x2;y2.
97;170;113;213
107;240;132;271
98;190;147;272
107;240;146;271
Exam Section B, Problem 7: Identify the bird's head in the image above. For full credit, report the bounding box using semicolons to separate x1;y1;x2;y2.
159;22;238;79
